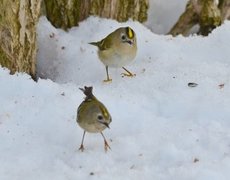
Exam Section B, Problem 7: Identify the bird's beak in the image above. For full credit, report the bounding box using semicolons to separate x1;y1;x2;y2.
126;40;133;45
101;122;110;129
98;119;110;129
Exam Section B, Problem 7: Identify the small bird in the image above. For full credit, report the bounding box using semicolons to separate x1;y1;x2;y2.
77;86;112;152
89;26;137;82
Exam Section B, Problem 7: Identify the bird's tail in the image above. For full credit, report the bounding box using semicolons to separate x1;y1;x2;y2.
79;86;95;100
88;41;100;47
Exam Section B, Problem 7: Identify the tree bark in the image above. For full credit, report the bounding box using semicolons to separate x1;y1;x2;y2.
219;0;230;20
44;0;149;30
168;0;201;36
0;0;42;80
169;0;225;36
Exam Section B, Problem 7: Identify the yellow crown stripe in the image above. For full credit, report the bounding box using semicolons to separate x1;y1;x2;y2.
127;27;133;39
100;106;109;119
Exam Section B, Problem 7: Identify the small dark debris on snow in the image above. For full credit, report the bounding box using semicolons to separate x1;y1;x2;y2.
49;33;55;38
130;165;135;169
193;158;199;163
219;83;225;89
61;46;65;50
188;82;198;87
61;92;65;96
89;172;94;176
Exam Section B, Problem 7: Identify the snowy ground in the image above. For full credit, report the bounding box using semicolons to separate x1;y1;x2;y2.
1;13;230;180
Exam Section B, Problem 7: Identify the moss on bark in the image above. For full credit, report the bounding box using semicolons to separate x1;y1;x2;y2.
169;0;225;36
199;0;221;35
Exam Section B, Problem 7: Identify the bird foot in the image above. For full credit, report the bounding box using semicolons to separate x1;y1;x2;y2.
78;144;85;152
104;140;111;152
121;67;136;78
103;78;112;83
121;72;136;78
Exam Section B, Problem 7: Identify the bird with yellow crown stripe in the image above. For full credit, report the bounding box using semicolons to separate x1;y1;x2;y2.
89;27;137;82
77;86;112;152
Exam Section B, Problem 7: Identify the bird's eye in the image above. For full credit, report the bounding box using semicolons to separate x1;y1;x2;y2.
121;34;126;40
97;115;103;120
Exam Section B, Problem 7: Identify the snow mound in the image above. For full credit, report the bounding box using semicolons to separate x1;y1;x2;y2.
0;16;230;180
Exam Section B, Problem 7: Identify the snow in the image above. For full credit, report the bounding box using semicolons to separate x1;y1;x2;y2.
1;12;230;180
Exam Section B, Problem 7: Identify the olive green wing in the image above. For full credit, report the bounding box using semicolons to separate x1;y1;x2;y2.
89;34;113;51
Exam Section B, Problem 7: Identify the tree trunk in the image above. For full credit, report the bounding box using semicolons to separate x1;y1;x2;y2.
168;0;201;36
44;0;149;30
169;0;225;36
0;0;42;80
219;0;230;20
199;0;221;36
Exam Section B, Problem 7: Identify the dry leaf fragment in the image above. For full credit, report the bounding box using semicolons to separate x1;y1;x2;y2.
219;84;224;89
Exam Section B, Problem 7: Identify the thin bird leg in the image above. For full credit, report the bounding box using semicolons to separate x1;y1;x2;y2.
121;67;136;77
79;131;86;152
103;66;112;82
100;132;111;152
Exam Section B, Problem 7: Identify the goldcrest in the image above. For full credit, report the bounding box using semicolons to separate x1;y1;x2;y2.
89;27;137;82
77;86;112;152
